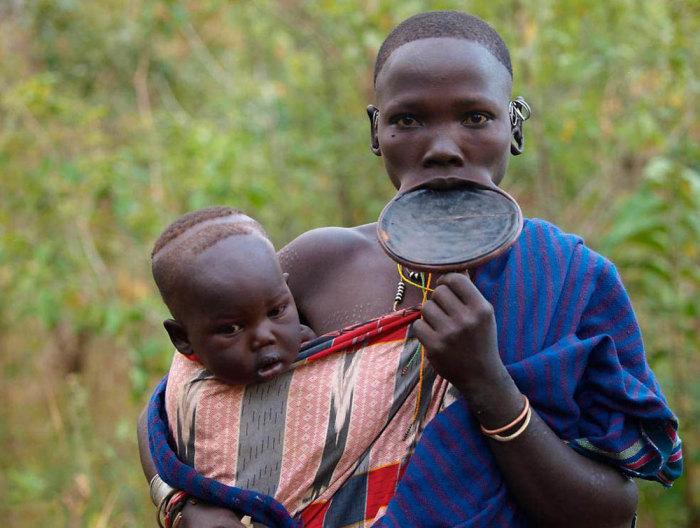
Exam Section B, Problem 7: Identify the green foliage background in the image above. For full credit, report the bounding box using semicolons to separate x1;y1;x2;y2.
0;0;698;526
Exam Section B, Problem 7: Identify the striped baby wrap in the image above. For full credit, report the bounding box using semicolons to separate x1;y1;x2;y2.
154;306;451;526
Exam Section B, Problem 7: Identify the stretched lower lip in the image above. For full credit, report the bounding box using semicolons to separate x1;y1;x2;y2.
257;361;285;379
419;180;484;191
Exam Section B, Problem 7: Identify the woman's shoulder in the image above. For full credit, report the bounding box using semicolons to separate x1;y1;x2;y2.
279;223;377;272
522;218;583;247
517;218;622;294
522;218;613;265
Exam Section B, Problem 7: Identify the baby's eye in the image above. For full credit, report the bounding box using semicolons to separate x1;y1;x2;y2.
394;115;421;127
221;323;243;335
268;304;288;318
462;113;490;125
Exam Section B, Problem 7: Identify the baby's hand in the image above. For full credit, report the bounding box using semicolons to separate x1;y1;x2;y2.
300;324;317;344
412;272;505;395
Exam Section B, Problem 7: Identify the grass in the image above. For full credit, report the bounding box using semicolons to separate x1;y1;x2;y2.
1;327;156;527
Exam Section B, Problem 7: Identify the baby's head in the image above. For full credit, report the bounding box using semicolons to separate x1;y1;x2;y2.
151;206;301;385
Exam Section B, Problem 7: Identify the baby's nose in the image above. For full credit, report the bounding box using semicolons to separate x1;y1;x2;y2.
250;323;276;350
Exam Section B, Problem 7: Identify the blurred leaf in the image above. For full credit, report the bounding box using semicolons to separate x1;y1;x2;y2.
0;1;698;525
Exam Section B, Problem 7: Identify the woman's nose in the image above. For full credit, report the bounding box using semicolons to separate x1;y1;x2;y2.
421;129;464;168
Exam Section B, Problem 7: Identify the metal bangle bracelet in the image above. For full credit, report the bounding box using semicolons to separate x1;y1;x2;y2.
149;474;177;507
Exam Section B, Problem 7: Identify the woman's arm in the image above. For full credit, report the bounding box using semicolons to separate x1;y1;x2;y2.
137;407;246;527
137;407;157;482
489;407;636;527
467;376;636;528
413;272;637;528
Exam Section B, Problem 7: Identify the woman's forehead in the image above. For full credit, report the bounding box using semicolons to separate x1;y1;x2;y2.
375;38;511;103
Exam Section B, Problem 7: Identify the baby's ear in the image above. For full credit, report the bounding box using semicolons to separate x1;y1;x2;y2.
163;319;194;357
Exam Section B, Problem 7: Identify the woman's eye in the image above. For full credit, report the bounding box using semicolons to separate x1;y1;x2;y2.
395;116;420;127
269;304;287;318
463;113;489;125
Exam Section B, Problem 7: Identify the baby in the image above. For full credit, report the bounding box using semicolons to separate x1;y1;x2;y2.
150;206;319;526
151;206;313;387
148;206;440;527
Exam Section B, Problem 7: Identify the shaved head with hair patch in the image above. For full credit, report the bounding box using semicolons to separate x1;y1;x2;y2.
150;206;304;385
151;206;271;318
374;11;512;86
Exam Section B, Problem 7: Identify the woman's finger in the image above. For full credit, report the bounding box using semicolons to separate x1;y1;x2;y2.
412;318;438;349
435;272;481;305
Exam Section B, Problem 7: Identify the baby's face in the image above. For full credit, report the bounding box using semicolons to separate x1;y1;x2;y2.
374;38;513;193
180;233;301;385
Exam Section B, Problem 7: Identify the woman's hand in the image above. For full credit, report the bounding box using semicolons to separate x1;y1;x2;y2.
413;272;509;397
177;499;247;528
299;324;317;344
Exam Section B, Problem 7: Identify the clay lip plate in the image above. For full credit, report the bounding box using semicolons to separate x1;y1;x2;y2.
377;185;523;272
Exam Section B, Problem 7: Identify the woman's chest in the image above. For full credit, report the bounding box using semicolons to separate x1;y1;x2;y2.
299;260;427;335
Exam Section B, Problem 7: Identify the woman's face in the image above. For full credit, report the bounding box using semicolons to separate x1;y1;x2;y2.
373;38;513;194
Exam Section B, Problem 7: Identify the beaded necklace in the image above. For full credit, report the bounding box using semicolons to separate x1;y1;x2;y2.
393;264;435;311
393;264;434;440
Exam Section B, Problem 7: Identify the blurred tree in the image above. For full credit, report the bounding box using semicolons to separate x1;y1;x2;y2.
0;0;697;525
602;158;700;527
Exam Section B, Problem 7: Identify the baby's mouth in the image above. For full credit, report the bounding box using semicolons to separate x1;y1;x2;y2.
257;355;285;379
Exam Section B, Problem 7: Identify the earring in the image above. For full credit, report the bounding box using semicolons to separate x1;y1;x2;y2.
509;97;530;156
509;97;531;127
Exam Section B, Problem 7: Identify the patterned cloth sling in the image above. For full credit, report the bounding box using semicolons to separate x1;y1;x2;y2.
152;306;449;527
149;218;682;527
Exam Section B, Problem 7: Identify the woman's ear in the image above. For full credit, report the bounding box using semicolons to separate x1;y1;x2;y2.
511;122;524;156
164;319;194;358
366;104;381;156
